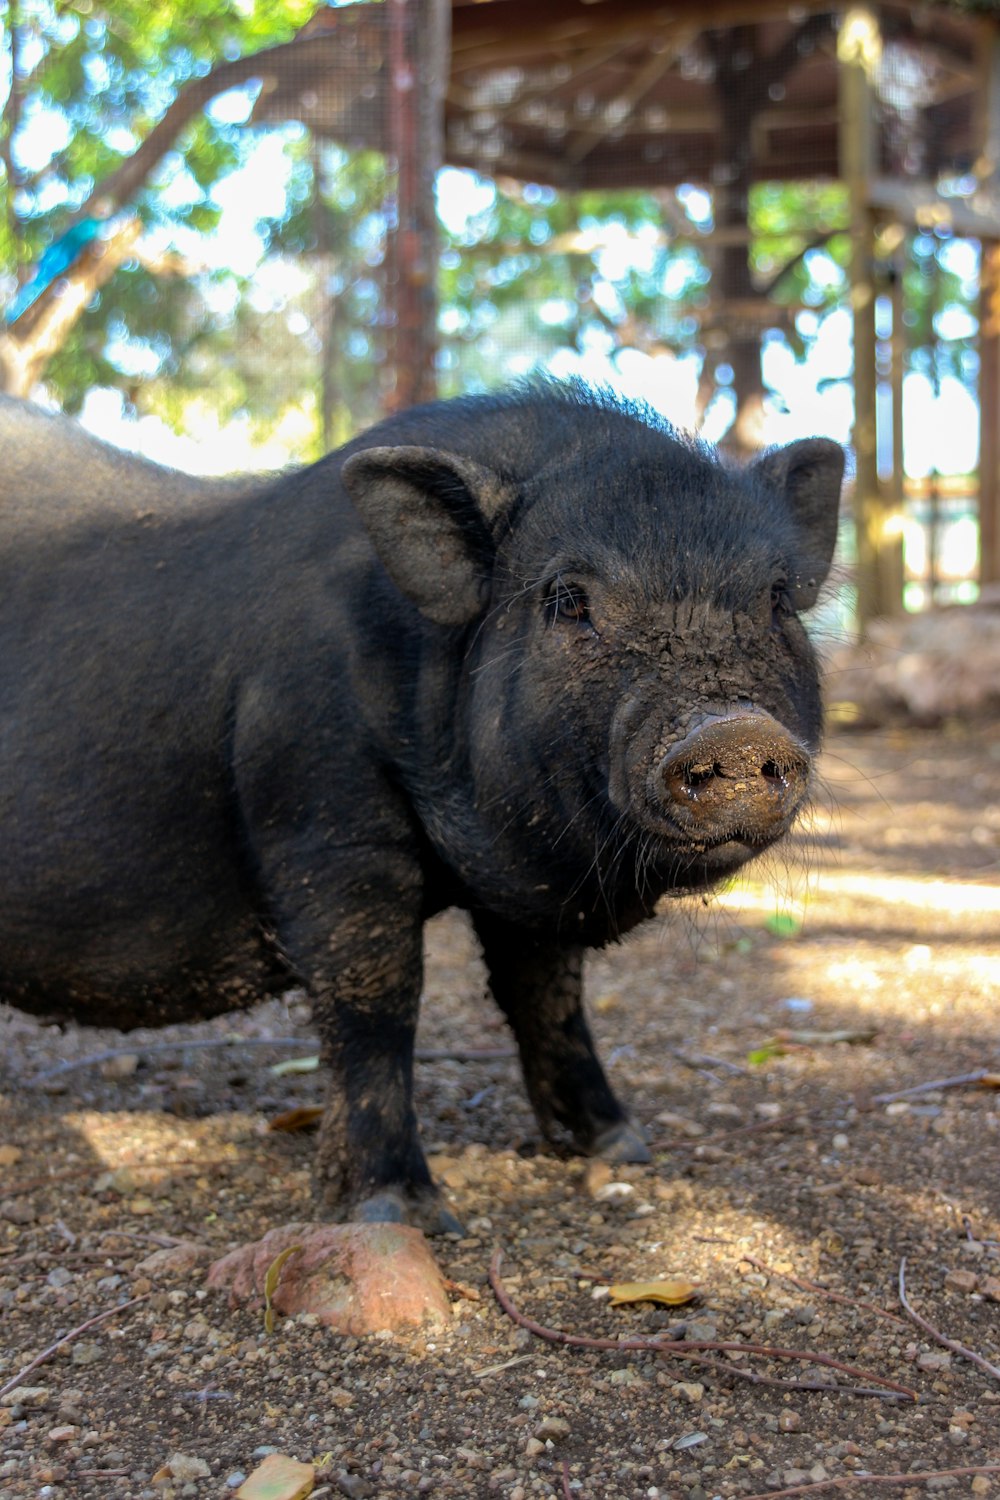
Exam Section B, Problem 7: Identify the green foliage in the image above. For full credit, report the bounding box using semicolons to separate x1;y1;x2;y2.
0;1;984;462
1;0;314;418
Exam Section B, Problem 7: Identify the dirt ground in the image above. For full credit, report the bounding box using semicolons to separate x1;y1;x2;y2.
1;722;999;1500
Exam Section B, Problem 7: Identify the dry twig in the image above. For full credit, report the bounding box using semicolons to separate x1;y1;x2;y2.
31;1036;515;1084
871;1069;991;1105
489;1248;917;1401
741;1464;1000;1500
898;1255;1000;1382
741;1255;909;1328
0;1294;151;1399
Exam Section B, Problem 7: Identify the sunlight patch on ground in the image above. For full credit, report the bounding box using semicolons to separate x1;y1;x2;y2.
719;870;1000;919
66;1111;251;1174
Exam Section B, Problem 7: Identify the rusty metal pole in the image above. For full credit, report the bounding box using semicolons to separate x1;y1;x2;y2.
977;26;1000;589
383;0;448;414
980;244;1000;589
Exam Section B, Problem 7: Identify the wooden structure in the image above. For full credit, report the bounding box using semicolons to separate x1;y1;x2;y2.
252;0;1000;617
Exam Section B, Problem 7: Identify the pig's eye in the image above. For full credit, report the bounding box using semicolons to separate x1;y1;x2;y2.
547;579;591;626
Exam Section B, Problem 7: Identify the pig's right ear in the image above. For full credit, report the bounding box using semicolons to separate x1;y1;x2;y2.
341;445;511;626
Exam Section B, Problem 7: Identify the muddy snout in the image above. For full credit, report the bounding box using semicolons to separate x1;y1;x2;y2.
652;711;811;846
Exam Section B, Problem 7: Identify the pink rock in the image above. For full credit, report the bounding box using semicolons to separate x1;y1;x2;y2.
135;1241;214;1277
205;1221;451;1335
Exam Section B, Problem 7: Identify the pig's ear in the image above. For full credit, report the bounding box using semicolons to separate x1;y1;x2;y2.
341;444;511;626
753;438;844;610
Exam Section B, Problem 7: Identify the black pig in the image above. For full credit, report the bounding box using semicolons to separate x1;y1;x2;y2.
0;385;842;1231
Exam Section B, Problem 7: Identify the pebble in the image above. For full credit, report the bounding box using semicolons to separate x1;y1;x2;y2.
671;1381;704;1402
944;1268;978;1294
0;1198;37;1224
593;1180;635;1203
535;1417;570;1441
916;1351;952;1372
161;1451;212;1481
1;1387;50;1408
70;1341;102;1366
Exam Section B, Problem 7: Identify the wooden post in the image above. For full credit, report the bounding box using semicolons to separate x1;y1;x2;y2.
383;0;448;414
839;6;903;628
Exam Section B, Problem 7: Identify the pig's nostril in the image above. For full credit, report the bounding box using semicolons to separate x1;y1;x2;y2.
683;762;718;789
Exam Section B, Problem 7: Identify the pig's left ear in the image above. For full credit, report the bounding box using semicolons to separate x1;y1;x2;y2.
752;438;844;610
341;444;512;626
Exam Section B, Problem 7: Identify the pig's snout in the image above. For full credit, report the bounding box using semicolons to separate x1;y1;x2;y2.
652;711;810;846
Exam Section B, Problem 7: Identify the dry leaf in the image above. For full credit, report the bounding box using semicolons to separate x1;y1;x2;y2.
607;1278;699;1307
263;1244;301;1334
270;1055;321;1076
267;1106;324;1133
235;1452;315;1500
771;1028;877;1047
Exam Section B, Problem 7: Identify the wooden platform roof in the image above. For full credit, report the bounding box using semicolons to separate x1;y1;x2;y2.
253;0;999;192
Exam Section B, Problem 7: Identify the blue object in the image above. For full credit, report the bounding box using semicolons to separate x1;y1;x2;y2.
4;218;103;324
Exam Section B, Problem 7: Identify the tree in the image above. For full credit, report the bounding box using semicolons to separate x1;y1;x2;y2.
0;0;314;404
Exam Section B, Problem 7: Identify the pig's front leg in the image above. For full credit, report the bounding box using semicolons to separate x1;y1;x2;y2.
474;914;651;1164
257;851;460;1234
309;914;463;1235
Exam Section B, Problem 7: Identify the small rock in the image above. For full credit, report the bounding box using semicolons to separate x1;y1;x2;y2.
916;1351;952;1372
0;1145;23;1168
160;1452;211;1482
136;1242;214;1277
671;1381;704;1402
980;1275;1000;1302
0;1387;50;1408
524;1437;545;1459
684;1318;718;1342
0;1198;37;1224
100;1052;139;1078
535;1417;570;1442
704;1102;744;1123
593;1180;635;1203
46;1426;79;1444
206;1221;451;1335
70;1341;102;1367
943;1268;978;1295
777;1410;802;1432
654;1111;705;1136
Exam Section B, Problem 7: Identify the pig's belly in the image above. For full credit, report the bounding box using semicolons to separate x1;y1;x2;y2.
0;912;298;1029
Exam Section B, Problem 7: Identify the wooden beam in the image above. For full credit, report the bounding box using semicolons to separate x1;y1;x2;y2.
868;176;1000;240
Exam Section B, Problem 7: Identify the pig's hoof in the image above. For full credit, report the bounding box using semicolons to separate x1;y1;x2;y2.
592;1120;652;1165
355;1191;408;1225
355;1190;464;1238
